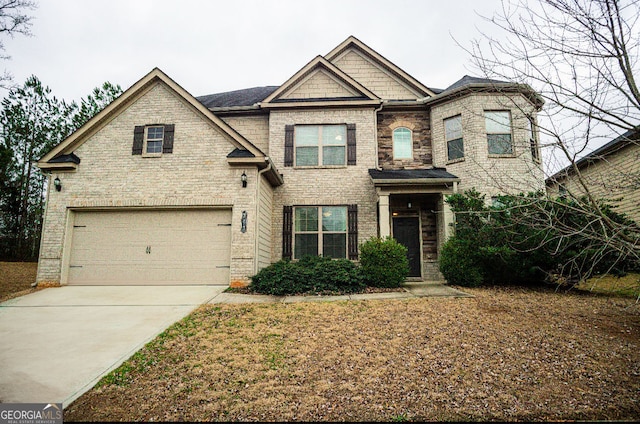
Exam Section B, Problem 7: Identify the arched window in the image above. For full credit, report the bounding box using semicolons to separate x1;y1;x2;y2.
393;127;412;159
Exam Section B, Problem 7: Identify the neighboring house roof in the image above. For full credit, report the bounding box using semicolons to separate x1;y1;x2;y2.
196;86;278;109
546;127;640;185
369;168;460;185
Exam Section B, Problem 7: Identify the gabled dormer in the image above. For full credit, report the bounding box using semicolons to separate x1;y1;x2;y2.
260;55;381;109
325;36;437;101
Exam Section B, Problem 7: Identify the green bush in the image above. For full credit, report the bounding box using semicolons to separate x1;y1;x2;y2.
359;236;409;288
438;238;483;287
249;256;364;295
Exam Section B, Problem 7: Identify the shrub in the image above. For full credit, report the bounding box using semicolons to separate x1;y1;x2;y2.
249;256;364;295
438;238;483;287
359;236;409;288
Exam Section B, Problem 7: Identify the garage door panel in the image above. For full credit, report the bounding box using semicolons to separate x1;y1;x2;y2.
68;209;232;285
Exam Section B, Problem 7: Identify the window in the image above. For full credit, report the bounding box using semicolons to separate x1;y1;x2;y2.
132;124;174;155
393;127;412;159
445;115;464;161
294;206;347;259
559;184;567;198
295;125;346;166
528;116;540;161
485;111;513;155
145;126;164;154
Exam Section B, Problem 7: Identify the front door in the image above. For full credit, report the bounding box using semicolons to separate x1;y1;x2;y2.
393;217;421;277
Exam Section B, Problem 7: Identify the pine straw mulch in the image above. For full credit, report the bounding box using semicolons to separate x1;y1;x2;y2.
0;261;44;303
64;285;640;422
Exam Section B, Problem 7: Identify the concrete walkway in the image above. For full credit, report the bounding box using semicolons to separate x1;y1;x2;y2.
0;281;470;408
207;280;473;304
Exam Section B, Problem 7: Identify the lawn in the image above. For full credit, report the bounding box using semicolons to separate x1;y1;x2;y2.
2;262;638;421
64;286;640;422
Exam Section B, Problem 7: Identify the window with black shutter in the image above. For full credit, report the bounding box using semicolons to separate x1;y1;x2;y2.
132;124;175;156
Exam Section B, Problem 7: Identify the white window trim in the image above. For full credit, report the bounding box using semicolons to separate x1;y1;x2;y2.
392;127;413;160
294;125;347;167
142;125;164;157
293;206;348;259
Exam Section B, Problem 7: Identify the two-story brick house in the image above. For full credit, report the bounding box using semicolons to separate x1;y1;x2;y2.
36;36;545;287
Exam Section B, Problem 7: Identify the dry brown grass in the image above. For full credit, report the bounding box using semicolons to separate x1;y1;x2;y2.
0;261;42;303
64;286;640;422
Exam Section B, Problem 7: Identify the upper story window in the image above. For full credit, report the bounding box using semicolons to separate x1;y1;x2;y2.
294;206;347;259
145;126;164;154
528;116;540;162
444;115;464;161
485;111;513;155
392;127;413;159
132;124;175;156
295;125;346;166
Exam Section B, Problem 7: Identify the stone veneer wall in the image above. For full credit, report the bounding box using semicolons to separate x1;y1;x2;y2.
377;110;432;169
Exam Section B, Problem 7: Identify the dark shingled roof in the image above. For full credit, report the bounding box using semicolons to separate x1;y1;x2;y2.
227;148;256;158
442;75;510;93
49;153;80;164
196;86;279;109
368;168;458;180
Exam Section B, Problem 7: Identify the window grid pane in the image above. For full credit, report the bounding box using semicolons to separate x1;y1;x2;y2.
295;234;318;259
294;207;318;232
323;234;346;258
295;146;318;166
146;126;164;154
323;146;345;165
447;138;464;160
322;125;346;146
488;134;513;154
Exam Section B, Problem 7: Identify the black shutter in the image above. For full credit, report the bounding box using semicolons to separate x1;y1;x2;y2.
347;123;356;165
284;125;294;167
132;126;144;155
163;124;175;153
283;206;293;259
348;204;358;260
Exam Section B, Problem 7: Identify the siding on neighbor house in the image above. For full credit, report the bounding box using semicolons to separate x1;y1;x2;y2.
37;82;262;286
548;143;640;223
430;92;545;197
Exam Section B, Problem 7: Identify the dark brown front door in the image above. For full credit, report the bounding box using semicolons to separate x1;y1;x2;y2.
393;217;421;277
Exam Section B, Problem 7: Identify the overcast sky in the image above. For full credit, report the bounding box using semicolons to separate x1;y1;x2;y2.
3;0;506;102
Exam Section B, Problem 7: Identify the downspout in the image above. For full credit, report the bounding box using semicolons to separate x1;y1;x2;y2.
373;100;386;170
254;157;273;274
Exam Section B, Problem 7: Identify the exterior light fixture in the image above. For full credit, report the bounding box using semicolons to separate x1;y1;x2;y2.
241;171;247;188
54;176;62;192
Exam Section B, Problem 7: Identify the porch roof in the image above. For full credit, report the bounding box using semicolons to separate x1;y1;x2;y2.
368;168;460;186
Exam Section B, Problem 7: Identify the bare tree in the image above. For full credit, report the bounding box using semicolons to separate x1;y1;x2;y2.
456;0;640;286
0;0;37;85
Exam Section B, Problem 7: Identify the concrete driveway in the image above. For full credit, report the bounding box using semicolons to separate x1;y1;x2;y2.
0;285;225;407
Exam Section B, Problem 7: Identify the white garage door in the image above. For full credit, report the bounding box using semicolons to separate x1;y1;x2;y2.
67;209;232;285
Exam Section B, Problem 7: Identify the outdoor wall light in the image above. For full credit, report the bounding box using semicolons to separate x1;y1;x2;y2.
54;176;61;192
241;171;247;188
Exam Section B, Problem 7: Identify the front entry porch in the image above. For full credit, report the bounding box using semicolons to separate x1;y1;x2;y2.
369;168;460;281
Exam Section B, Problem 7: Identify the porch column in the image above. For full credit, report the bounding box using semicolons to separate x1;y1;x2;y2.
379;193;391;238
